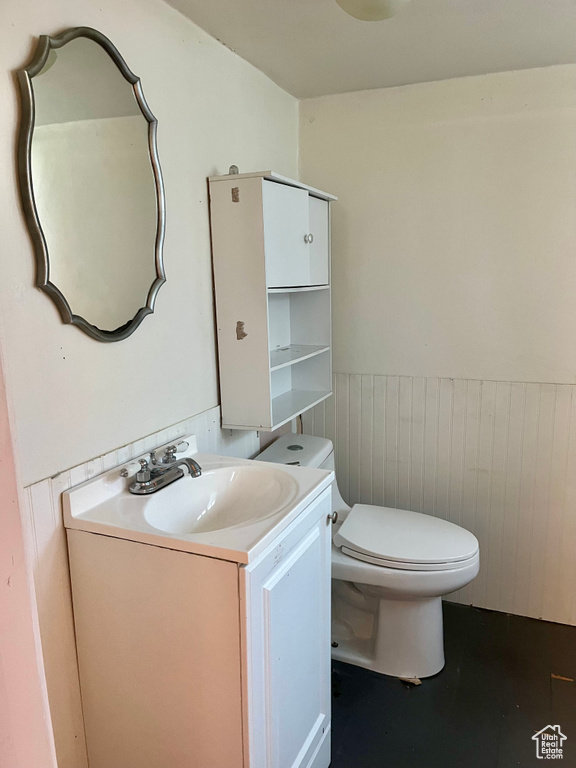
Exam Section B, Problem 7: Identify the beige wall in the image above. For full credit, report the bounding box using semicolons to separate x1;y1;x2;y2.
1;3;298;763
300;65;576;383
0;0;298;486
300;66;576;625
0;349;57;768
304;374;576;626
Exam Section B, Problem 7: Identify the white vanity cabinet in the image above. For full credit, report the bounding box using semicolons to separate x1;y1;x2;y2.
208;171;337;431
66;486;332;768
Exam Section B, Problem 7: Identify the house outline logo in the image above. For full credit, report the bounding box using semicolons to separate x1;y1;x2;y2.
532;725;567;759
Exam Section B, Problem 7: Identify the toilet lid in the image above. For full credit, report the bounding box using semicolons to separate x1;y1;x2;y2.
333;504;479;568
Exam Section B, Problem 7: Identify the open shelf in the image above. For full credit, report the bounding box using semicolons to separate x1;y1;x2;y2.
268;290;330;360
267;285;329;294
271;389;332;430
270;350;331;429
270;344;330;371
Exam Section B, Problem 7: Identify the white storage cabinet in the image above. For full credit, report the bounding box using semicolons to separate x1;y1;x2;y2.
67;487;332;768
208;171;337;431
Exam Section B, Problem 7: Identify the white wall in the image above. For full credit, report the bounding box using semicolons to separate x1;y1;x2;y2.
300;66;576;625
0;351;57;768
1;2;298;764
304;375;576;626
300;66;576;383
0;0;298;486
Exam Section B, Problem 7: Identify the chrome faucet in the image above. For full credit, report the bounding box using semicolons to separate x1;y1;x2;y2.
128;445;202;495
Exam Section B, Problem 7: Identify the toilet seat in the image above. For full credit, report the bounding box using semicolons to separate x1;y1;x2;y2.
334;504;479;572
339;546;479;572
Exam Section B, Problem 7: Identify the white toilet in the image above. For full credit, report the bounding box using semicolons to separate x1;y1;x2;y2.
256;434;479;679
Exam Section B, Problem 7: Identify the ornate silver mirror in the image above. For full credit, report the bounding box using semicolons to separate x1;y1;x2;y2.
17;27;166;342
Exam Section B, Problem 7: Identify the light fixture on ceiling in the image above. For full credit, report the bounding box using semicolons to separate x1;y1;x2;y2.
335;0;411;21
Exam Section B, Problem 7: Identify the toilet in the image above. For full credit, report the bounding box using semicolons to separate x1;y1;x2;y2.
256;433;479;679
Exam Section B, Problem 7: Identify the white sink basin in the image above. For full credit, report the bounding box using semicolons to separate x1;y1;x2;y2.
143;465;298;534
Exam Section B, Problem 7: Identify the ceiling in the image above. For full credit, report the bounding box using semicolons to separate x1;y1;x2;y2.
166;0;576;98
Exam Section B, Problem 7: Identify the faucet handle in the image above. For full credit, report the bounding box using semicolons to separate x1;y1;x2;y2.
136;459;150;483
162;445;178;464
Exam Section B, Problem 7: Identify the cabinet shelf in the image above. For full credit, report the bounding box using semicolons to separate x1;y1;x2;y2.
267;285;329;294
270;344;330;371
271;389;332;430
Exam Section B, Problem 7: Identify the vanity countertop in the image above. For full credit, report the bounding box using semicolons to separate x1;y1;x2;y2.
63;442;333;565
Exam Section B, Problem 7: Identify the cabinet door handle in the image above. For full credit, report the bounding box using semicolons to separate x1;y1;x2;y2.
304;233;314;244
327;511;338;525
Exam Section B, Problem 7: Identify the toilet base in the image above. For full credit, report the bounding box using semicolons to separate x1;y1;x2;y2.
332;589;445;679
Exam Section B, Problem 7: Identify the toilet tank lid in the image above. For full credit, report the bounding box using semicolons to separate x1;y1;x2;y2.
255;434;333;468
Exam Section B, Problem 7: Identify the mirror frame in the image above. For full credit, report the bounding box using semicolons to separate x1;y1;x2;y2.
17;26;166;342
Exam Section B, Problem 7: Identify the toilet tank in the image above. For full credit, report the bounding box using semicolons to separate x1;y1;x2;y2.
319;452;335;472
254;434;334;468
255;434;351;518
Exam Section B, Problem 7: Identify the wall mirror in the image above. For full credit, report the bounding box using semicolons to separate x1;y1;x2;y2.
17;27;166;342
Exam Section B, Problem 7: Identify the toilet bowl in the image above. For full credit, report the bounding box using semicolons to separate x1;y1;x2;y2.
255;434;479;679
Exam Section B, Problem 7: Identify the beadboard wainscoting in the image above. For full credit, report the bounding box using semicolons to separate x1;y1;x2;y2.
303;374;576;627
20;406;258;768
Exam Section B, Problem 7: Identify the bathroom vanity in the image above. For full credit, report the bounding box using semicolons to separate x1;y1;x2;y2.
63;438;333;768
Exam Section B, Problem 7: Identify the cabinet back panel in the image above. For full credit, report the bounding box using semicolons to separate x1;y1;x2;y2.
271;367;293;399
268;294;292;350
291;290;331;347
292;352;332;393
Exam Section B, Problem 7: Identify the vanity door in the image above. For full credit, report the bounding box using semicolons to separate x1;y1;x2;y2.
240;488;332;768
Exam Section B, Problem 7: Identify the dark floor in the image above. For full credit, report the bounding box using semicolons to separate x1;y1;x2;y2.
330;602;576;768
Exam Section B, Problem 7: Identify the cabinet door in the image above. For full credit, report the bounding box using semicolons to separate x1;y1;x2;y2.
308;196;329;285
242;490;332;768
263;181;310;287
